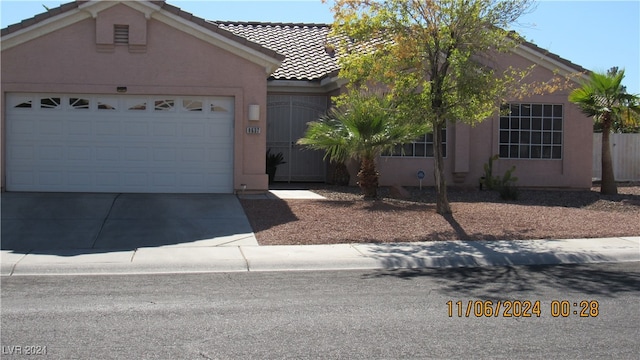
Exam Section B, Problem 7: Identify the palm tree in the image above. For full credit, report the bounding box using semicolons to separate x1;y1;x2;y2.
569;68;640;195
298;91;428;198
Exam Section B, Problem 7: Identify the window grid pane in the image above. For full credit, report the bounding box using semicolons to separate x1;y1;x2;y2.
383;128;447;158
499;103;562;159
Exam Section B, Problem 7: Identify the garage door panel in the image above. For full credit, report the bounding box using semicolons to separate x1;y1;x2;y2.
122;122;149;136
153;148;177;162
123;147;149;161
210;123;232;137
96;121;121;136
95;146;120;161
96;172;120;186
121;172;147;186
9;170;35;186
68;172;92;186
181;123;206;137
10;145;36;160
153;122;177;136
38;119;65;136
40;171;64;186
180;173;205;187
181;148;206;162
6;93;234;193
9;117;35;135
68;120;92;135
39;145;64;160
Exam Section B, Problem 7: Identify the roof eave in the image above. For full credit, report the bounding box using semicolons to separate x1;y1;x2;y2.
268;75;344;93
1;2;87;51
514;40;590;82
1;1;284;75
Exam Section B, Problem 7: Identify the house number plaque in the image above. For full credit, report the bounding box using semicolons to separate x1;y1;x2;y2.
246;126;261;134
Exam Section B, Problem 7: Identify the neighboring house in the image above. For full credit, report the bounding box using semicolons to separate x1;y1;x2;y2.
0;0;592;194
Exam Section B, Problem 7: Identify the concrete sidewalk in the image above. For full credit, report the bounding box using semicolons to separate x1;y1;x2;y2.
2;237;638;276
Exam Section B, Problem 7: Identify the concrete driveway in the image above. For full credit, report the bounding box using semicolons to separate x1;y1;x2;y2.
1;192;258;253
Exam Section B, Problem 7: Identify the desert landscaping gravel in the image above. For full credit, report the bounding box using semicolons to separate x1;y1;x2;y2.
240;183;640;245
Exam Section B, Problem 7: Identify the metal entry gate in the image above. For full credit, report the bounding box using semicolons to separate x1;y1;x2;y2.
267;95;328;182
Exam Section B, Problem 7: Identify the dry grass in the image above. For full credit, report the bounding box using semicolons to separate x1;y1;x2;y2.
240;183;640;245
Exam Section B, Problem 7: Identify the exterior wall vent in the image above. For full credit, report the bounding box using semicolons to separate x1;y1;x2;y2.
114;25;129;45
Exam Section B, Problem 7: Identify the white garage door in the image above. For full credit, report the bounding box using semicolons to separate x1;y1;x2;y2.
6;93;234;193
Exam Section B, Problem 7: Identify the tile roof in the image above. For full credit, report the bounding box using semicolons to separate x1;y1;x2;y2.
2;1;586;83
214;21;589;83
519;40;589;75
215;22;340;81
0;0;84;36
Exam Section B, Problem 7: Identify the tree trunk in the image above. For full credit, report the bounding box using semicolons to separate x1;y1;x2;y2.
600;115;618;195
358;157;379;199
433;121;452;214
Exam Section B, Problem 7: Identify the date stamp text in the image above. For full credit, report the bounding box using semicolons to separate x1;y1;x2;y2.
447;300;599;318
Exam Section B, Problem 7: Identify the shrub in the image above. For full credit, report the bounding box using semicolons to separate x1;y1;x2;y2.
480;155;519;200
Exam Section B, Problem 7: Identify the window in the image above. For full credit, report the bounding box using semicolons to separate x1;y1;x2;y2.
384;129;447;158
154;99;175;111
114;25;129;45
69;98;90;110
211;103;229;112
499;103;563;159
127;101;146;111
98;101;116;110
14;100;32;108
40;97;61;109
183;99;203;112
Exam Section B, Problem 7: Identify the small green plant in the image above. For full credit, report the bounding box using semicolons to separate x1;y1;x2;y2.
480;154;519;200
480;154;499;190
497;166;519;200
266;149;286;183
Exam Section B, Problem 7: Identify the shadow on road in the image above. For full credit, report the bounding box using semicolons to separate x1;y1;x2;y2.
363;263;640;298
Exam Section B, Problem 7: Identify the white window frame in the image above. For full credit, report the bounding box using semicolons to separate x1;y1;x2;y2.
383;129;447;158
499;103;563;160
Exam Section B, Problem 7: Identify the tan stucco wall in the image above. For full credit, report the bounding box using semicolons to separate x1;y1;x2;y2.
1;4;271;192
375;50;593;190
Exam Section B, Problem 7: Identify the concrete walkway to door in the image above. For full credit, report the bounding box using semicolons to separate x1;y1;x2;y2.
1;192;258;253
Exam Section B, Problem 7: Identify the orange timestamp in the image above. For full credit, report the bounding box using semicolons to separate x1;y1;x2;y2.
446;300;599;318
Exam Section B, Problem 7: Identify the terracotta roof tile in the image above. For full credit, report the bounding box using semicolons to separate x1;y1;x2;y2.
520;40;589;74
215;22;340;81
2;1;587;82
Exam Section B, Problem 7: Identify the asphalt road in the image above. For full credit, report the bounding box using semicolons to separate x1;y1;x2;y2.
2;263;639;359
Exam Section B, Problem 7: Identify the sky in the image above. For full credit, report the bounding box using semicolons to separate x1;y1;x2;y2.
1;0;638;94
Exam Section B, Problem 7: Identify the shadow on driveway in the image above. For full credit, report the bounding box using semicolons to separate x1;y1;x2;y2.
1;192;257;255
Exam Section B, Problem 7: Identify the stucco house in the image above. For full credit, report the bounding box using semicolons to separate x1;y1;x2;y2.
1;0;592;194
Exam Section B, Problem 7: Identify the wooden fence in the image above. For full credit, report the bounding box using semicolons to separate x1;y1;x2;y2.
593;133;640;181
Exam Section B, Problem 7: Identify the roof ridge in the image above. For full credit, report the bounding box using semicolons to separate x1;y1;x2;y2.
519;39;589;74
1;0;83;35
212;20;331;28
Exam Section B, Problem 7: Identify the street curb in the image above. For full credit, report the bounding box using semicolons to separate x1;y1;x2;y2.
1;237;638;276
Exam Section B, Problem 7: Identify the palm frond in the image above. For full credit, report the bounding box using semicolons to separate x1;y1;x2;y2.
297;90;429;162
569;69;640;132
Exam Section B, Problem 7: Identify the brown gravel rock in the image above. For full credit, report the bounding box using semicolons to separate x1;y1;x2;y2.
240;183;640;245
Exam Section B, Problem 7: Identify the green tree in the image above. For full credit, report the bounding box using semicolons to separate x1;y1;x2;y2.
328;0;534;214
569;68;640;195
591;67;640;134
297;91;428;198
